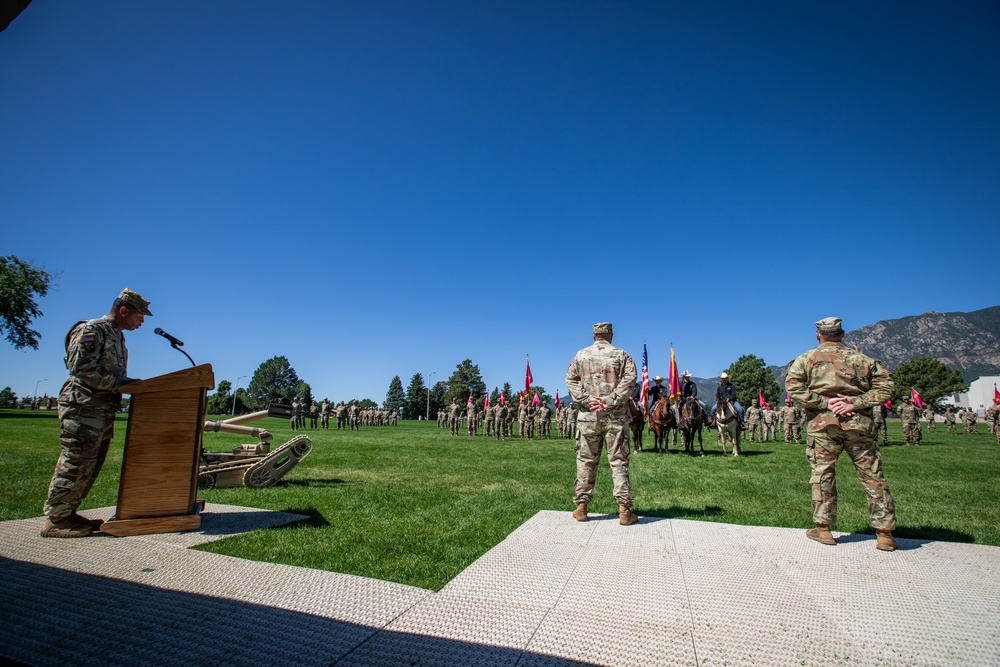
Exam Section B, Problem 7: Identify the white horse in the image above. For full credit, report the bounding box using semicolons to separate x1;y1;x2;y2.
714;398;742;456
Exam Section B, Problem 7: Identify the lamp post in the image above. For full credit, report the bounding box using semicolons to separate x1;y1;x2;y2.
232;375;246;415
425;371;436;421
33;378;47;401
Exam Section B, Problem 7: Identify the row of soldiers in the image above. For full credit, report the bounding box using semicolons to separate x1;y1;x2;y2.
888;400;999;445
289;398;399;431
436;399;580;440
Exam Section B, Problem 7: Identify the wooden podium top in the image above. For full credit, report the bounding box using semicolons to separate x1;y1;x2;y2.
121;364;215;395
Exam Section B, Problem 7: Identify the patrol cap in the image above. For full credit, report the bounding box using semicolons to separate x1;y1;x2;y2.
118;288;152;316
815;317;843;335
592;322;613;335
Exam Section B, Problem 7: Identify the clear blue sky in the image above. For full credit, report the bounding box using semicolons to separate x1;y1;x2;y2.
2;1;998;403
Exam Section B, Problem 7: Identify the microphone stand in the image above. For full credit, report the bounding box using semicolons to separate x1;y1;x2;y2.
172;344;196;367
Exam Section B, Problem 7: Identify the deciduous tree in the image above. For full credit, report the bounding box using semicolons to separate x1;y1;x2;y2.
723;354;782;408
0;256;52;350
246;356;300;410
891;357;968;407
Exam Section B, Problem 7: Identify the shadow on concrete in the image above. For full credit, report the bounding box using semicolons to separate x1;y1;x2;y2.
0;557;602;667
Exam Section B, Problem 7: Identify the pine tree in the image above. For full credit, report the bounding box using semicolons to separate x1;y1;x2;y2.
246;356;300;410
403;373;427;420
723;354;782;408
891;357;968;407
444;359;487;405
385;375;405;414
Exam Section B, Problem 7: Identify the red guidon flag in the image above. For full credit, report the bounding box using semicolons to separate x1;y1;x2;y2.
525;357;533;397
668;347;681;403
759;390;770;410
911;388;926;409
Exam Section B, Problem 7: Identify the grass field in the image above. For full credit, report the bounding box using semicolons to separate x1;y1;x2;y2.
2;409;999;590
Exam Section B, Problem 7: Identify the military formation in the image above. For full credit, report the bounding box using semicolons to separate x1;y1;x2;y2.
434;396;579;441
288;397;399;431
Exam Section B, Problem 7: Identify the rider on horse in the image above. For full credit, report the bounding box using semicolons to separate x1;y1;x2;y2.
710;372;745;426
648;376;668;412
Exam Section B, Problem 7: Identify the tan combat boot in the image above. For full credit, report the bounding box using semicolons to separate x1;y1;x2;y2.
572;503;588;522
806;524;836;545
875;531;897;552
40;516;94;538
619;505;638;526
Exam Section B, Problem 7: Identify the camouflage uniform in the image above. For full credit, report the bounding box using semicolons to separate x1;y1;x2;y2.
449;400;461;436
986;404;1000;443
779;404;799;443
320;399;330;429
290;398;300;430
567;405;578;440
745;403;763;442
495;403;508;440
44;309;139;523
872;403;889;447
349;402;360;430
899;401;922;445
309;401;319;429
785;329;896;533
763;408;777;441
922;405;937;432
566;327;638;510
517;403;528;438
335;402;347;429
944;407;956;434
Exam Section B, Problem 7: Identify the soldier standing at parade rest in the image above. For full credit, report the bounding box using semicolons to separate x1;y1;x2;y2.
922;404;937;432
41;288;152;538
566;322;639;526
779;398;800;444
872;401;889;447
785;317;898;551
944;406;957;434
985;400;1000;443
745;399;763;443
899;396;921;446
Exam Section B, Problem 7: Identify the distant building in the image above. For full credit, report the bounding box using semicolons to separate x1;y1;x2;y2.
940;375;1000;417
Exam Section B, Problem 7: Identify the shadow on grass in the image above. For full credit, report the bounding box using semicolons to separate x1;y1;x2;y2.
0;410;61;419
638;505;724;520
277;507;331;528
281;478;347;487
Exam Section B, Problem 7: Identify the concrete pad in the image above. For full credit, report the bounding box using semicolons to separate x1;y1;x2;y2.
1;507;998;666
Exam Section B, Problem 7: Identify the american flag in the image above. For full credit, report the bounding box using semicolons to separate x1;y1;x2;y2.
639;343;649;413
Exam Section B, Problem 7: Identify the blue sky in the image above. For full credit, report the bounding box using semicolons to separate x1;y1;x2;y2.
2;1;998;404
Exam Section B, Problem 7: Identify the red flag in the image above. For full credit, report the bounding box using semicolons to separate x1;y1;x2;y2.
911;388;926;409
668;347;681;403
524;357;533;397
467;392;472;405
884;399;892;409
518;393;523;405
639;343;649;414
555;391;560;408
484;392;490;408
758;391;770;410
994;384;999;404
500;392;506;406
532;392;540;406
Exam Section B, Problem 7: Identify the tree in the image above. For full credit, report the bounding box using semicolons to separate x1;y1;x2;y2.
357;398;378;409
385;375;405;414
0;256;52;350
724;354;782;408
295;381;313;407
207;379;232;415
403;373;427;420
246;356;300;410
429;381;448;418
444;359;487;405
526;384;553;407
891;357;969;408
0;386;17;407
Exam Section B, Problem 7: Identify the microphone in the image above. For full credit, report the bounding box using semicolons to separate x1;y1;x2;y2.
154;328;185;347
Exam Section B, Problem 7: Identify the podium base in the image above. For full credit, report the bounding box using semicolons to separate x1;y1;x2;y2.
101;513;202;537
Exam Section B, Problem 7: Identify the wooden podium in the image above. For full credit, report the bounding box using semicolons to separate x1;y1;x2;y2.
101;364;215;537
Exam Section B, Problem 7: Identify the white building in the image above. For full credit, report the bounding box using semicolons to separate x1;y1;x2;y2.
941;375;1000;417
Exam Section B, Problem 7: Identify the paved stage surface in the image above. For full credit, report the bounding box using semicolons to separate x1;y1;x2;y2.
1;505;998;666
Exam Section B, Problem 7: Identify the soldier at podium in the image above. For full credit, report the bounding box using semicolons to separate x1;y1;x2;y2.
41;288;152;538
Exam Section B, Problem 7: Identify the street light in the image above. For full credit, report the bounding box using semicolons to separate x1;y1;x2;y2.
33;379;47;400
232;375;246;415
425;371;436;421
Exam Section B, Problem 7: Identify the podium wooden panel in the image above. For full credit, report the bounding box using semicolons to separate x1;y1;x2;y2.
101;364;215;537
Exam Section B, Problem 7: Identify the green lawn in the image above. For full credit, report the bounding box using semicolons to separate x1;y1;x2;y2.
2;409;998;590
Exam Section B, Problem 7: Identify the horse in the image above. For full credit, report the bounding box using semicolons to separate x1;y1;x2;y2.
648;397;677;453
627;398;645;452
678;397;708;457
714;397;742;456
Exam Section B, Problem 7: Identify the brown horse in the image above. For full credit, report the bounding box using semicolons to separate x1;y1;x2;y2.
678;398;708;457
648;398;677;453
627;398;645;452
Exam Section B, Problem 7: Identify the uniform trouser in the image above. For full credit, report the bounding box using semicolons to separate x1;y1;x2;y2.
44;402;116;520
946;421;956;433
748;422;763;441
874;421;887;445
574;418;632;509
784;424;795;442
902;421;921;444
807;425;895;531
